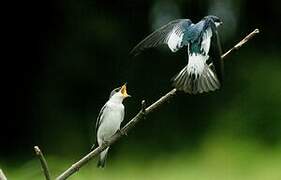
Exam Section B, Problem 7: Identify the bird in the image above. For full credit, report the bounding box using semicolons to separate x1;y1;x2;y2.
92;83;130;168
130;15;224;94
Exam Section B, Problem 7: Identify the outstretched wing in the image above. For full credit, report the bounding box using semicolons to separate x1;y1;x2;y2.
130;19;192;56
208;25;224;84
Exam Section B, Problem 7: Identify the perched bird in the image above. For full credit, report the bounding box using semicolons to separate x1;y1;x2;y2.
130;15;223;94
92;84;130;168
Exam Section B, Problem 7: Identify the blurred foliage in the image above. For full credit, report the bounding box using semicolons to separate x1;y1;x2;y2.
3;138;281;180
1;0;281;179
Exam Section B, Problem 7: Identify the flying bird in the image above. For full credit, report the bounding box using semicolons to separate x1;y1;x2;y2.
130;15;223;94
92;84;130;168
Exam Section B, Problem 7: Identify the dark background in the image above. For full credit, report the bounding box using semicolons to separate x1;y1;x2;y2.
2;0;281;179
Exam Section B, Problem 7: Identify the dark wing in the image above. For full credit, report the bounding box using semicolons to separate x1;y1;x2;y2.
91;104;107;150
208;25;224;84
95;104;106;136
130;19;192;56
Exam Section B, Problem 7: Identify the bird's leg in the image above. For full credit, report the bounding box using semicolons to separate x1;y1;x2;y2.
100;137;110;146
102;140;110;147
117;129;127;136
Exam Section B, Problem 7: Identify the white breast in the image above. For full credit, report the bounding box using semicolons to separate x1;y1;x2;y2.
167;29;184;52
97;102;124;145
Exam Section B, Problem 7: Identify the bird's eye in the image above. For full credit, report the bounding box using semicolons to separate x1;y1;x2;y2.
115;87;121;92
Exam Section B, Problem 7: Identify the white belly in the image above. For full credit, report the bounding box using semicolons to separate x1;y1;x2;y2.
97;109;123;145
187;54;208;75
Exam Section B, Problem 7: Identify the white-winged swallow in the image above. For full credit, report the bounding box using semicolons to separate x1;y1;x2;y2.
130;15;223;94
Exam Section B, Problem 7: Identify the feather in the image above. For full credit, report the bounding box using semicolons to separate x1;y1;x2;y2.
130;19;192;56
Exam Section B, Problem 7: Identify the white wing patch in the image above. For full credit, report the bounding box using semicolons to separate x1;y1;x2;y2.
167;28;184;52
201;27;212;55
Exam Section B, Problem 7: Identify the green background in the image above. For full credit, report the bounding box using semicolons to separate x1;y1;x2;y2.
1;0;281;179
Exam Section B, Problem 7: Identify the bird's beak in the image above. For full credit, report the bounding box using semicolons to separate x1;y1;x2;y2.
120;83;131;98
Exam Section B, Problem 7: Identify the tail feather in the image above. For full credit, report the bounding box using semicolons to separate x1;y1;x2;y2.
173;64;220;94
97;147;109;168
202;72;214;92
199;75;207;92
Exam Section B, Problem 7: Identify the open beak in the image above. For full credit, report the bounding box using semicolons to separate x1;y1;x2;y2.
120;83;131;98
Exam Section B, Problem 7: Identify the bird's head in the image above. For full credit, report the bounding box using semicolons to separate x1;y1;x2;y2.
205;15;223;27
109;83;131;102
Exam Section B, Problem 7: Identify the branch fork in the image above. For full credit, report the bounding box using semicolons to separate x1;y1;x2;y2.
34;146;51;180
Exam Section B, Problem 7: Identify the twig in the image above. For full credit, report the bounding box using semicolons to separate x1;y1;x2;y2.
55;28;259;180
141;100;146;112
221;29;259;59
0;169;7;180
34;146;51;180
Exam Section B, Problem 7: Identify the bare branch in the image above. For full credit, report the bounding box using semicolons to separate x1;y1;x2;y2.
34;146;51;180
221;29;259;59
55;28;259;180
0;169;7;180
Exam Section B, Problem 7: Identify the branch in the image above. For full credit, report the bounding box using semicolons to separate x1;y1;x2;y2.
34;146;51;180
0;169;7;180
221;29;259;59
55;28;259;180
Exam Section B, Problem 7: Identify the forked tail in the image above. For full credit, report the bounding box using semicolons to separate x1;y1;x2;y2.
97;147;109;168
173;64;220;94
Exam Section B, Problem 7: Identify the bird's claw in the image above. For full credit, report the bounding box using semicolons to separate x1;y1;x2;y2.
118;129;127;136
102;140;110;146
